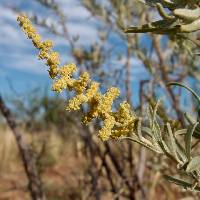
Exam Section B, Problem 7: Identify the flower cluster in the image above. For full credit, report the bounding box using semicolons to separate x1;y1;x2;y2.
17;14;138;141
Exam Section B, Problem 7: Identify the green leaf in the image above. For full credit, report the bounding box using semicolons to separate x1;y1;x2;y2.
121;136;161;153
157;139;177;162
163;175;200;191
193;123;200;138
175;140;187;163
166;123;181;163
174;129;187;136
184;112;196;125
168;82;200;104
185;122;199;161
136;118;143;140
186;156;200;172
141;127;153;137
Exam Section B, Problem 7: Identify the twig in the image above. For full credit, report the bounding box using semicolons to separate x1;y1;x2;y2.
0;95;46;200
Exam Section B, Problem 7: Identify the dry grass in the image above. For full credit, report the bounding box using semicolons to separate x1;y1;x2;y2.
0;126;200;200
0;126;86;200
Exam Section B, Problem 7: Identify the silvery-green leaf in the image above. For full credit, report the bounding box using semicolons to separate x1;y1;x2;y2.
168;82;200;104
121;136;162;153
184;112;196;125
125;19;179;34
136;118;143;140
163;175;200;191
185;122;199;161
158;140;176;162
186;156;200;172
137;0;175;8
174;129;187;136
146;106;161;147
180;18;200;33
166;123;181;163
193;123;200;138
175;140;188;163
173;8;200;22
141;127;153;137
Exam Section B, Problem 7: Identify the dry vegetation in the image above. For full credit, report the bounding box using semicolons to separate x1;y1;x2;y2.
1;0;200;199
0;123;199;200
0;126;84;200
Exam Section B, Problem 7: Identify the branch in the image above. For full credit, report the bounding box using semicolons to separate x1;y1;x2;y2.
0;95;46;200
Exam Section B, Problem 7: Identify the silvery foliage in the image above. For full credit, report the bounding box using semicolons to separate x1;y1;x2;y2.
125;0;200;34
123;83;200;191
123;0;200;191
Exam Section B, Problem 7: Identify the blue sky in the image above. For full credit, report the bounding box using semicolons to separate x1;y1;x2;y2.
0;0;149;106
0;0;97;97
0;0;198;120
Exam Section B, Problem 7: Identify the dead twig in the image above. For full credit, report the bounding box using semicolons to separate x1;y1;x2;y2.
0;95;46;200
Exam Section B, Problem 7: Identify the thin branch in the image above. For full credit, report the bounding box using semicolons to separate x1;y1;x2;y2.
0;95;46;200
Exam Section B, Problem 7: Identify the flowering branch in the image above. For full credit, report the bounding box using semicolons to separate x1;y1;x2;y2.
17;14;200;191
17;15;138;141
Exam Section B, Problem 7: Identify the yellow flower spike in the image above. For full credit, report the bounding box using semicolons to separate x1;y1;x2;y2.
73;72;90;94
116;102;135;124
46;52;60;78
48;66;58;79
52;64;77;92
38;40;53;60
99;115;116;141
111;101;138;138
18;15;40;46
97;87;120;115
52;78;65;93
82;101;99;124
82;87;119;124
52;76;74;92
17;14;138;142
85;81;100;100
66;81;100;112
17;14;56;76
66;94;87;111
17;14;29;29
46;52;60;66
81;82;100;123
59;63;77;76
40;40;53;51
38;50;49;60
32;34;42;49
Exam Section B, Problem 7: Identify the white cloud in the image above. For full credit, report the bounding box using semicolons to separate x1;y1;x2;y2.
0;51;47;74
0;0;145;80
0;0;99;74
67;22;98;44
57;0;91;20
0;6;21;43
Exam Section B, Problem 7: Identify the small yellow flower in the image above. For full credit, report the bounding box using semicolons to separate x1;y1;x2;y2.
46;52;60;78
52;64;77;92
17;14;138;141
112;102;138;138
32;34;42;49
85;81;100;100
66;81;99;112
59;63;77;76
73;72;90;94
82;96;100;124
48;66;58;79
99;115;116;141
38;41;53;59
40;40;53;51
66;94;87;111
47;52;60;66
38;50;48;60
97;87;120;115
